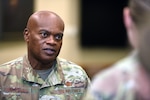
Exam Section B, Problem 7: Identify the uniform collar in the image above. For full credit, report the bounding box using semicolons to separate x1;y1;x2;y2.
22;55;65;87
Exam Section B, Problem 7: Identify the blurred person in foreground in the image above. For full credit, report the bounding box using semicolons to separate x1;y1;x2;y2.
0;10;90;100
83;0;150;99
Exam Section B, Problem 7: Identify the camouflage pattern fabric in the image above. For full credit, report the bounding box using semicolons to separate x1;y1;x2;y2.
0;55;90;100
83;51;150;100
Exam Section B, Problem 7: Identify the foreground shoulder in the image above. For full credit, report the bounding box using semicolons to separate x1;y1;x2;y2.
91;55;137;92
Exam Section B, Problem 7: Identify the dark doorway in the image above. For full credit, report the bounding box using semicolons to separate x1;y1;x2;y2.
80;1;128;48
0;0;34;40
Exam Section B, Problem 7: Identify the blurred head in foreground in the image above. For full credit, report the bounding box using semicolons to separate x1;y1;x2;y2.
83;0;150;99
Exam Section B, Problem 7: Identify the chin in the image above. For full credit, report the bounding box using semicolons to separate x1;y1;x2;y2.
43;56;56;61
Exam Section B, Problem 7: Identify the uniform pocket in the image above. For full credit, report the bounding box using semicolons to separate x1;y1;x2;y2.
0;86;39;100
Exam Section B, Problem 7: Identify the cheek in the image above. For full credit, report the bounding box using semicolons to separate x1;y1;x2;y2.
58;42;62;48
55;42;62;53
139;34;150;55
28;37;42;50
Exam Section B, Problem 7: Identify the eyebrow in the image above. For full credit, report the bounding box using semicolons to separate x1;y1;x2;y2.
40;29;63;33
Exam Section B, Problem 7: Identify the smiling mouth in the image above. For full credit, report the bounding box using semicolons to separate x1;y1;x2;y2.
43;48;56;55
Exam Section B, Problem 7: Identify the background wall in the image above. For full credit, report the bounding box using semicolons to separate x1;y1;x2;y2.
0;0;130;78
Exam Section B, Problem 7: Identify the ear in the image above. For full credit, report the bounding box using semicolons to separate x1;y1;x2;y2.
123;7;132;30
23;28;30;42
123;7;138;48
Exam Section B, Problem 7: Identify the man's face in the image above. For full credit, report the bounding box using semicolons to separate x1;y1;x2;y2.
25;16;64;64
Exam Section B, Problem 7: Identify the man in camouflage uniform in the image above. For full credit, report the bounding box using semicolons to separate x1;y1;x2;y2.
0;11;90;100
83;0;150;100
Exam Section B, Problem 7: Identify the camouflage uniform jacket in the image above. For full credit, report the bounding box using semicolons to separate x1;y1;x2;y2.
0;55;90;100
83;51;150;100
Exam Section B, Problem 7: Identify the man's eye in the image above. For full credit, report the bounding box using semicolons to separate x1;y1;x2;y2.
41;32;49;38
55;34;63;40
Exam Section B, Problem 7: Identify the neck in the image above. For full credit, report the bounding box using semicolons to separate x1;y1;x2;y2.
31;62;54;70
28;56;55;70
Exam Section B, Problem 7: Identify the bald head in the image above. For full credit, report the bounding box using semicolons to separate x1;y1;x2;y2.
26;10;64;31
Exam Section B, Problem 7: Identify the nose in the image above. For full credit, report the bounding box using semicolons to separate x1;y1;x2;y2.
46;35;56;45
